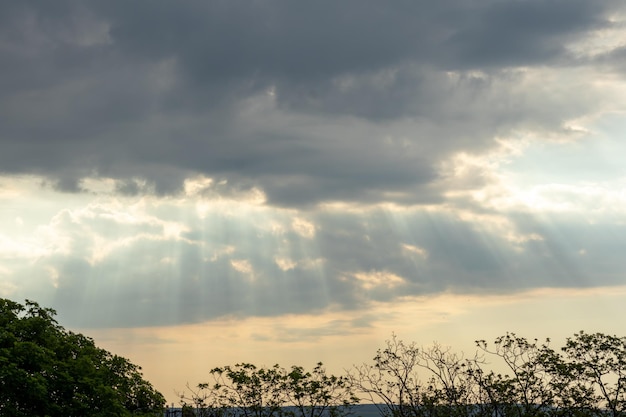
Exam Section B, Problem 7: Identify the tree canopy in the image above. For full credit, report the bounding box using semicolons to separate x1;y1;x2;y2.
181;332;626;417
0;298;165;417
179;362;358;417
7;295;625;417
347;332;626;417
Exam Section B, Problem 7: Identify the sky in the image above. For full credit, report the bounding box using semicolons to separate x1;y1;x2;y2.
2;0;626;404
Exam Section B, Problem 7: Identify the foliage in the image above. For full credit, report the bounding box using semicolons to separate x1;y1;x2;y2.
210;363;286;417
0;298;165;417
179;362;358;417
180;331;626;417
561;331;626;417
349;332;626;417
283;362;359;417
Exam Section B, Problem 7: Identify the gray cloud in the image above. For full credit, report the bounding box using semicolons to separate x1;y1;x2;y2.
1;0;624;207
3;1;626;330
440;0;609;69
2;197;619;328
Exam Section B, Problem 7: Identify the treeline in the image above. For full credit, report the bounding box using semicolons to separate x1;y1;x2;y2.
3;297;626;417
180;332;626;417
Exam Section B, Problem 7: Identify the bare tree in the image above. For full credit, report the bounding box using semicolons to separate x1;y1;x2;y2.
348;334;479;417
474;333;561;417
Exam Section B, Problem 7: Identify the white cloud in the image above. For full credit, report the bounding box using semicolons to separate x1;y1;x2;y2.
275;257;297;271
351;271;406;290
291;217;316;238
210;245;236;262
402;244;429;259
230;259;254;277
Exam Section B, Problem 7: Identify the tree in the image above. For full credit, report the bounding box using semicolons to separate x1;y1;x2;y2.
416;342;477;417
350;332;626;417
561;331;626;417
0;298;165;417
179;363;357;417
178;332;626;417
283;362;358;417
348;334;478;417
348;334;423;417
473;333;561;417
210;363;287;417
475;333;561;416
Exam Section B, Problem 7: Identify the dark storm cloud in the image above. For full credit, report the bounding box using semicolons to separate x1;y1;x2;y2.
440;0;608;68
0;0;623;206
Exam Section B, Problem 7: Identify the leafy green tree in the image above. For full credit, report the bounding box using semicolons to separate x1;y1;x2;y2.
282;362;358;417
209;363;286;417
180;363;356;417
0;298;165;417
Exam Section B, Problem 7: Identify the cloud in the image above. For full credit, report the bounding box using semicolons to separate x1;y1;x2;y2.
1;1;625;207
2;1;626;332
0;177;622;329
